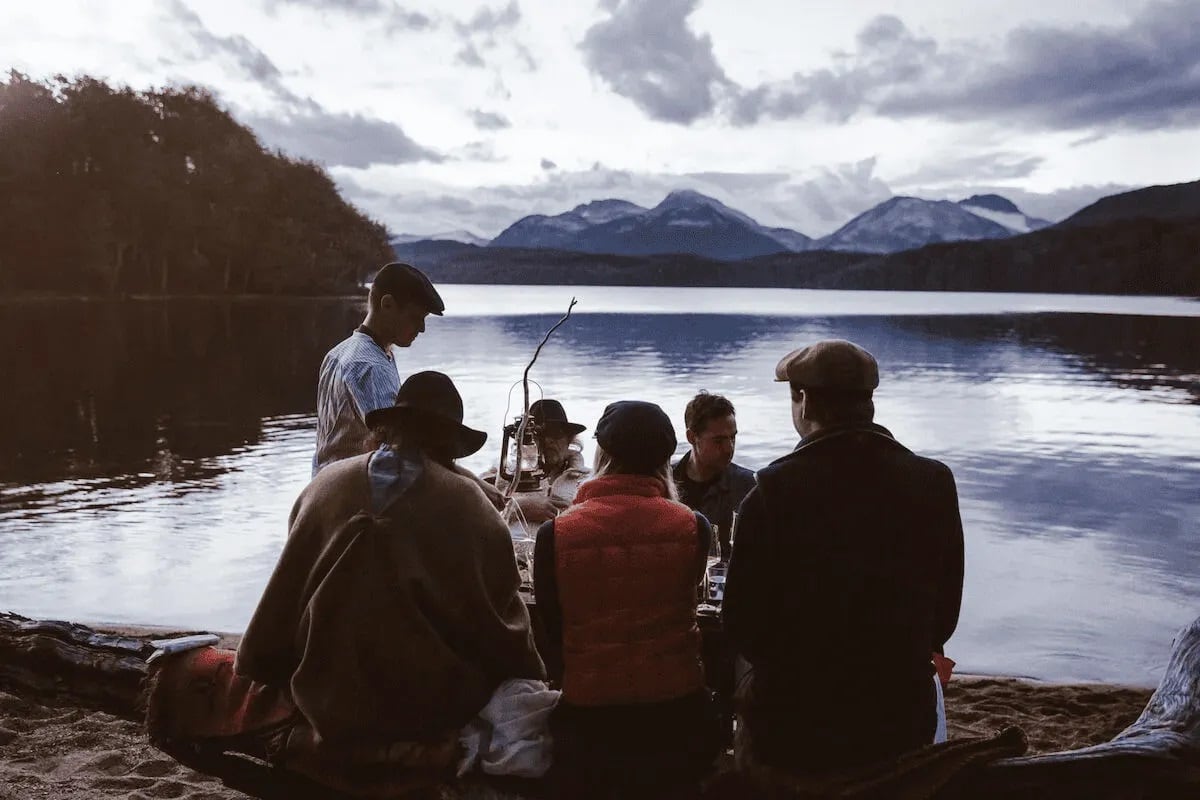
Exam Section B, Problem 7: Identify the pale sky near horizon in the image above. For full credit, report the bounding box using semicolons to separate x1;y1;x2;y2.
4;0;1199;237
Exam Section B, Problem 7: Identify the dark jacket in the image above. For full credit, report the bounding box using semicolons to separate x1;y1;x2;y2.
722;423;964;772
672;453;756;560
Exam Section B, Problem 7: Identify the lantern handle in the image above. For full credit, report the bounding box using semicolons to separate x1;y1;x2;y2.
500;379;544;431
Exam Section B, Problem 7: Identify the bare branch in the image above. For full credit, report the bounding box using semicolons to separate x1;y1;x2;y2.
504;297;577;501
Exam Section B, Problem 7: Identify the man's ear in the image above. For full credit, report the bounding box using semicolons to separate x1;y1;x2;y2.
797;395;813;421
686;428;698;447
379;293;396;311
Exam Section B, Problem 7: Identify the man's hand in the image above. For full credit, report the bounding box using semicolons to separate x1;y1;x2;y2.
517;494;559;524
452;464;506;511
477;476;506;511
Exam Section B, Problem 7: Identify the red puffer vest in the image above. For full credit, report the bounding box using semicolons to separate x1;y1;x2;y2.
553;473;705;706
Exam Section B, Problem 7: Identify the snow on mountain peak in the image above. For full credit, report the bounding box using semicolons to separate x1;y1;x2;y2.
570;199;645;224
653;189;760;228
390;229;487;246
957;195;1049;234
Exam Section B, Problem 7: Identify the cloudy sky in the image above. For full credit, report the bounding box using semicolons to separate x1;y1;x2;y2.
5;0;1199;237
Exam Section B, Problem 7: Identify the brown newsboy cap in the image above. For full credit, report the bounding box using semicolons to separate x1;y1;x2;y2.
774;339;879;392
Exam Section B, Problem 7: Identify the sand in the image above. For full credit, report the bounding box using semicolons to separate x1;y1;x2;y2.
0;626;1156;799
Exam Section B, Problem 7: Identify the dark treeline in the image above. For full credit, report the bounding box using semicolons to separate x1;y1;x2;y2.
0;72;391;295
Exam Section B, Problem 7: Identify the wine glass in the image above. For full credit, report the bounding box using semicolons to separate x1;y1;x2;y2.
706;525;725;604
707;525;722;567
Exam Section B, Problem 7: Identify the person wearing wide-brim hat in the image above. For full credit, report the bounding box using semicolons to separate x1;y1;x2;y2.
236;371;546;791
533;400;722;797
485;398;592;525
363;370;489;462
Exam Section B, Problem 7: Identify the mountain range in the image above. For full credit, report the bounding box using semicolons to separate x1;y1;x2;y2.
390;178;1200;296
394;189;1053;260
390;229;489;247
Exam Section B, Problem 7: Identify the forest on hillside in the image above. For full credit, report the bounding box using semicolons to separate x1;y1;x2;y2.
0;72;391;296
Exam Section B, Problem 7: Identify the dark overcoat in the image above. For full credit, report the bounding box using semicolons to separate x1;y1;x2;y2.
723;422;964;771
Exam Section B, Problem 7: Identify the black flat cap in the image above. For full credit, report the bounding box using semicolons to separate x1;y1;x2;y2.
594;400;677;471
372;262;444;315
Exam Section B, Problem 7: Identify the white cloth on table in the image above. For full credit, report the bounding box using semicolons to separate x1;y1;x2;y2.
457;678;561;778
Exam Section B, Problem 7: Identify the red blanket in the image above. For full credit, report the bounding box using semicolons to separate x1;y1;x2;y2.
145;647;459;797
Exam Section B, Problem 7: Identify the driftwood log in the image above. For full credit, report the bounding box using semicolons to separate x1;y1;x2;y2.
956;614;1200;799
0;612;152;717
2;609;1199;799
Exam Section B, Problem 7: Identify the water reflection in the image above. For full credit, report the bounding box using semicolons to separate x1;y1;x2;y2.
0;289;1197;685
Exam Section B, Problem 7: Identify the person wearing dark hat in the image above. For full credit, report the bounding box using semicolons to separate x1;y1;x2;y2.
236;371;546;790
532;400;722;797
312;262;445;476
722;340;965;775
484;398;592;525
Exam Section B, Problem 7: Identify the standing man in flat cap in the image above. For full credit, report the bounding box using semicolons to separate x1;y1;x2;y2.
723;339;964;774
312;262;445;475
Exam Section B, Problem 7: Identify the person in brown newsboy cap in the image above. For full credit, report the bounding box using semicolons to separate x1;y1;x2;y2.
773;339;880;439
723;338;965;775
773;339;879;391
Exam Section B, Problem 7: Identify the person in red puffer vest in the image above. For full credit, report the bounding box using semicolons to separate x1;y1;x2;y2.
534;400;722;798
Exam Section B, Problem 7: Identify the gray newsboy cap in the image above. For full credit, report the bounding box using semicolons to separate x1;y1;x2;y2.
774;339;879;392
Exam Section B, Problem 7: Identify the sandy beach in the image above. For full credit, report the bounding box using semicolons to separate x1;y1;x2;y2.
0;622;1155;800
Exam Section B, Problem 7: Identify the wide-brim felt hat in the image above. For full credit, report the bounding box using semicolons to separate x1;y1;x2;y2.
530;399;586;436
364;371;487;458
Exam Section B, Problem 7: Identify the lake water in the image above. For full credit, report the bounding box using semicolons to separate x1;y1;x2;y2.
1;286;1198;686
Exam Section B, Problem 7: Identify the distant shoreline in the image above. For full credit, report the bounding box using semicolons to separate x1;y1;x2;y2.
3;288;1197;302
0;292;367;303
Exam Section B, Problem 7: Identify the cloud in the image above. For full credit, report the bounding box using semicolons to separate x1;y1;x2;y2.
541;158;557;170
167;0;286;88
336;158;898;238
456;42;486;68
164;0;441;167
731;2;1200;131
914;183;1136;223
249;109;443;167
261;0;432;31
891;152;1045;188
514;43;538;71
778;159;894;232
452;140;502;162
578;1;1200;132
454;1;521;35
445;2;526;71
579;0;730;124
680;172;790;191
469;109;511;130
264;0;385;13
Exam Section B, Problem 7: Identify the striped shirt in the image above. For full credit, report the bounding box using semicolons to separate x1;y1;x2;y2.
312;330;402;476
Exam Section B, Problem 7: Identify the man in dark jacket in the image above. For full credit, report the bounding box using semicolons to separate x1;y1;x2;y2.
722;340;964;774
672;391;756;560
